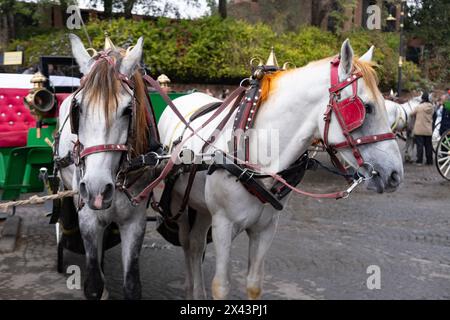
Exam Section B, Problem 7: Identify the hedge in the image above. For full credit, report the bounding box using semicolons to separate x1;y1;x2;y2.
9;16;422;90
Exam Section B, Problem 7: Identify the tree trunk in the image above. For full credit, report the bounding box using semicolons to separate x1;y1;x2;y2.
7;12;14;40
0;14;9;49
218;0;227;19
104;0;113;18
124;0;137;19
311;0;331;28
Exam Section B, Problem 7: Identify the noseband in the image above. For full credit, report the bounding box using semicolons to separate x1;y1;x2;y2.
323;57;395;171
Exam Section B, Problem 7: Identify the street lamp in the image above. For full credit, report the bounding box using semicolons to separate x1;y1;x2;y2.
386;13;396;32
397;0;407;98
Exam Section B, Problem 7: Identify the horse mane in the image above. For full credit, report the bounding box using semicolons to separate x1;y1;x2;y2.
260;71;284;103
352;58;381;101
131;71;150;156
81;49;149;156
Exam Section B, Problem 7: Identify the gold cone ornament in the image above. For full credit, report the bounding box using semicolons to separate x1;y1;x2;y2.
265;47;279;67
104;31;116;50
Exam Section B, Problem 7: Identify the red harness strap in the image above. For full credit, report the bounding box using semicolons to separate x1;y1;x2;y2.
323;57;395;168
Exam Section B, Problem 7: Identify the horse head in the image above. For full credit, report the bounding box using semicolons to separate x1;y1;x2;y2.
322;39;403;193
69;34;149;210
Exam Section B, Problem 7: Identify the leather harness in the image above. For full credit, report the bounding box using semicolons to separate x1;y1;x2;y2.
55;53;396;219
322;57;395;170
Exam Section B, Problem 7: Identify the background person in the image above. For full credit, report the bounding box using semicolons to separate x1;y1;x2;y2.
411;92;434;165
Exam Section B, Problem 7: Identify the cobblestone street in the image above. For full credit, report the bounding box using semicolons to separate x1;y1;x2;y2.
1;161;449;300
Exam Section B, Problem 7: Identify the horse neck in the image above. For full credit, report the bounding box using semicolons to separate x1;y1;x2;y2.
402;99;420;115
251;63;330;172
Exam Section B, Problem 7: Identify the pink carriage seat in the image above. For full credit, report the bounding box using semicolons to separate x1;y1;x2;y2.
0;89;71;148
0;88;34;148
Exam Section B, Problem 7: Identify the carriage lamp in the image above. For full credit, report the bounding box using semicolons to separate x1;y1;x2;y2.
157;74;171;93
386;13;396;32
23;71;56;138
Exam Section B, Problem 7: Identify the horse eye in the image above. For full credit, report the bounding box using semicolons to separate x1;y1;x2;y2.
122;106;132;116
365;103;374;114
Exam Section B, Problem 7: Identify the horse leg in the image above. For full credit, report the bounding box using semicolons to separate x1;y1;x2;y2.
178;210;194;299
119;211;146;300
246;212;279;300
78;207;107;300
187;208;211;299
211;213;233;300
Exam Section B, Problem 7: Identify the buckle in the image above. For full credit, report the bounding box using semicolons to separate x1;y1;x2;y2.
238;168;254;183
342;176;364;199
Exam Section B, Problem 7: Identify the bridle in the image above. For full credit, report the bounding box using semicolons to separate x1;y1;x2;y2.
69;50;145;185
322;57;396;175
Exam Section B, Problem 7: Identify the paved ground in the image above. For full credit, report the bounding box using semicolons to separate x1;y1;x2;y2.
1;158;449;300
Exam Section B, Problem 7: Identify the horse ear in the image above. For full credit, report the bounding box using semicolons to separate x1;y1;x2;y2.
339;39;354;78
69;34;91;75
120;37;144;76
360;45;374;62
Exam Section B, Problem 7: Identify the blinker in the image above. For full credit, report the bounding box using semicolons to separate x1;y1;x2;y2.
70;99;81;135
335;95;366;132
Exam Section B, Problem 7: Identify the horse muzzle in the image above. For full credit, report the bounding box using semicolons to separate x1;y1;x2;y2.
366;169;402;194
79;180;115;210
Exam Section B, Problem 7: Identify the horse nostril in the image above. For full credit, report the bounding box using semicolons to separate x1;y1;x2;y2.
389;171;401;187
79;181;88;199
102;183;114;201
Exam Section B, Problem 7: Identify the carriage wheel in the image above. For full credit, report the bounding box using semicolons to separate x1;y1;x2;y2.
432;121;441;154
435;129;450;181
56;222;64;273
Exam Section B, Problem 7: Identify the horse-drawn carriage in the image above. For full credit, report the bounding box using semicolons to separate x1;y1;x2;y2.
0;34;427;299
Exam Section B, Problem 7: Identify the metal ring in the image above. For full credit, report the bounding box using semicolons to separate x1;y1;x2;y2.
282;61;296;70
240;78;251;87
249;57;263;68
147;152;160;168
86;48;98;57
356;162;376;181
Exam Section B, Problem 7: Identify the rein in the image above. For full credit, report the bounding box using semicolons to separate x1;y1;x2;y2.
57;52;396;209
131;58;394;207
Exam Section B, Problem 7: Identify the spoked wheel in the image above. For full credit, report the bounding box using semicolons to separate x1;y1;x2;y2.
435;129;450;181
432;121;441;154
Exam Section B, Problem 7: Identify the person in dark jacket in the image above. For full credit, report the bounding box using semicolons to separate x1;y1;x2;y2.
411;92;434;165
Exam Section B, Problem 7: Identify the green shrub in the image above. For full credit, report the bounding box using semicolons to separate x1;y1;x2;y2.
9;17;422;90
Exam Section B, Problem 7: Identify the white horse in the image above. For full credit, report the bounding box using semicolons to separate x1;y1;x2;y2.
385;94;422;131
158;39;404;299
57;34;154;299
385;94;422;161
